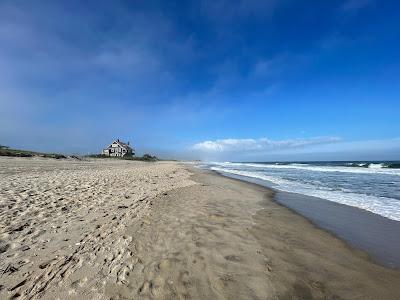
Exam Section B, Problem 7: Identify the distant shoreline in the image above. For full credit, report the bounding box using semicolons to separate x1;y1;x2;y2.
0;145;159;161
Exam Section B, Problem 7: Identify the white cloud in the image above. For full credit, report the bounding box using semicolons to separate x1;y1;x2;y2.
192;137;341;152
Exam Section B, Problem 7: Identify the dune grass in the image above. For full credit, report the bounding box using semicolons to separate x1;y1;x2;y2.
0;145;67;159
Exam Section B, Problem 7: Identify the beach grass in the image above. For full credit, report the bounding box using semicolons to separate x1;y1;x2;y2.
0;145;67;159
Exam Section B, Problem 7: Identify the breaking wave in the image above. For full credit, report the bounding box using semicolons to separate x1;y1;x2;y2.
203;161;400;222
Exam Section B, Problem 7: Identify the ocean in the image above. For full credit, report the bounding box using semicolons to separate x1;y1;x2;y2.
201;161;400;222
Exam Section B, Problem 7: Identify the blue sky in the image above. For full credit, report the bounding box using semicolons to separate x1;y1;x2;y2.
0;0;399;161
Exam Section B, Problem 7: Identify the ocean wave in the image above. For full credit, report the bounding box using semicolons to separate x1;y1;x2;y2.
347;162;400;169
210;166;400;221
212;162;400;175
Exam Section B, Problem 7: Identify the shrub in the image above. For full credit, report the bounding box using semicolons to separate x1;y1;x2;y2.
142;154;158;161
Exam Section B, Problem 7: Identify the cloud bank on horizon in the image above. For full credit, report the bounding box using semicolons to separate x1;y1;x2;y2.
192;137;341;152
189;137;400;162
0;0;399;160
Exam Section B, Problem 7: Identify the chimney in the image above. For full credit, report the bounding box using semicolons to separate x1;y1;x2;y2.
117;139;119;142
127;141;130;145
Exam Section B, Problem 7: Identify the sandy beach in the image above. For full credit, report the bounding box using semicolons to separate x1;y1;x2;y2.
1;157;400;299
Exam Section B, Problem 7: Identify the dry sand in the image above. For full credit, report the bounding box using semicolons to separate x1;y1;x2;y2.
1;157;400;299
0;157;194;299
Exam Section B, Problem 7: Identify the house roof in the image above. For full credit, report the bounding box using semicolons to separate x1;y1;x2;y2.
105;140;134;151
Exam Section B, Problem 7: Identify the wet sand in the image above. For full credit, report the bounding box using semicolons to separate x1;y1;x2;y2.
218;172;400;269
1;158;400;299
275;191;400;269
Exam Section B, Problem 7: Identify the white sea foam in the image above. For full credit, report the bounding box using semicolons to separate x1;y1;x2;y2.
212;162;400;176
210;166;400;222
368;163;384;169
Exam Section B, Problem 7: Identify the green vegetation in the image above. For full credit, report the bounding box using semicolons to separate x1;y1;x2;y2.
85;153;158;162
141;154;158;161
0;145;159;162
0;145;67;159
85;154;109;158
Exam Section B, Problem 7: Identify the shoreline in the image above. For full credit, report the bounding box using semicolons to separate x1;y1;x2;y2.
183;166;400;299
1;158;400;299
211;169;400;269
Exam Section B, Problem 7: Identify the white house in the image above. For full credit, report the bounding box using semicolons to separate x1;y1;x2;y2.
102;139;134;157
